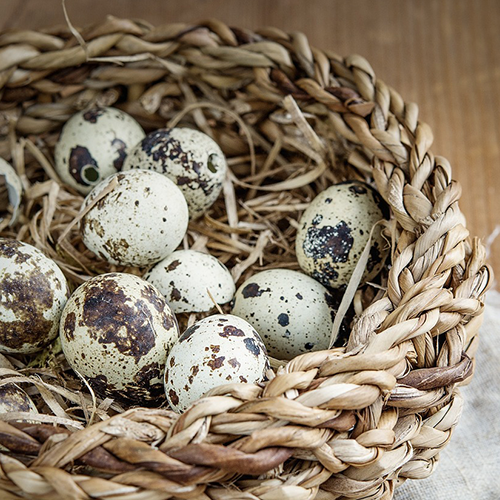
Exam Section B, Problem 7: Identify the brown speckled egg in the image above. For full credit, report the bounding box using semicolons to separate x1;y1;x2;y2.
54;106;145;194
123;127;227;219
144;250;235;313
60;273;179;404
164;314;269;412
0;384;38;418
295;181;389;288
231;269;337;360
80;170;189;267
0;238;70;354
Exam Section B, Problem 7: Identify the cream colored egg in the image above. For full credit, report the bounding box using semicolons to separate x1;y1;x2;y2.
80;170;189;267
295;181;389;288
0;384;38;418
123;127;227;219
164;314;269;412
144;250;235;313
0;238;70;354
231;269;336;360
54;106;145;194
60;273;179;404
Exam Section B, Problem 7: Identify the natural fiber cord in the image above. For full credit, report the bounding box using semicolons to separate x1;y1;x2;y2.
0;17;493;500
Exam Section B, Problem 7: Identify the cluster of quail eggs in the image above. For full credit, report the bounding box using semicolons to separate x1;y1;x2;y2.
0;104;390;414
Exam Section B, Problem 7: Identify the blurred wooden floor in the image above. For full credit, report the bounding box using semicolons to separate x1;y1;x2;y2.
2;0;500;278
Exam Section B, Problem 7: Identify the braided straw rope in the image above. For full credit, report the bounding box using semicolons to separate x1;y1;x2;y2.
0;17;492;500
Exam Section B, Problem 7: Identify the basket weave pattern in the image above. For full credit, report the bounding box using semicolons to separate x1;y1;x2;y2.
0;17;492;500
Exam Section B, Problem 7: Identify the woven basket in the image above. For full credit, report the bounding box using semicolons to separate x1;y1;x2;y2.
0;17;492;500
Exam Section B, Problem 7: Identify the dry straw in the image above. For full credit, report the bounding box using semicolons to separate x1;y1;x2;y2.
0;15;492;500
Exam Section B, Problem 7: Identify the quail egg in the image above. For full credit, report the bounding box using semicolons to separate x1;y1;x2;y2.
123;127;227;219
0;238;70;354
295;181;389;288
55;106;145;194
144;250;235;313
80;169;189;267
231;269;337;360
0;384;38;418
164;314;269;412
60;272;179;404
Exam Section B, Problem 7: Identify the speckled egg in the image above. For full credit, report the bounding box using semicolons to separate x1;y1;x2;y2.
164;314;269;412
55;106;145;194
123;127;227;219
0;384;38;418
231;269;337;360
295;181;389;288
60;273;179;404
0;238;70;354
80;170;189;267
144;250;235;313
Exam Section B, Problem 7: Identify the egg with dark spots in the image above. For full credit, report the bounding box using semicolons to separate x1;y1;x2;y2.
0;384;38;419
296;181;389;288
54;106;145;194
123;127;227;219
164;314;269;412
60;273;179;404
231;269;337;360
0;238;70;354
80;170;188;267
144;250;235;313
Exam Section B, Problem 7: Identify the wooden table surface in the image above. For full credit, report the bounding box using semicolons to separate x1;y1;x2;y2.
2;0;500;278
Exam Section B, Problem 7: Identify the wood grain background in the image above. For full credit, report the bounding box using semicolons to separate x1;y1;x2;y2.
2;0;499;278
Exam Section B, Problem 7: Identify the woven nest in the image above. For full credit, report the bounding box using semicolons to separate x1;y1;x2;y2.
0;16;493;500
